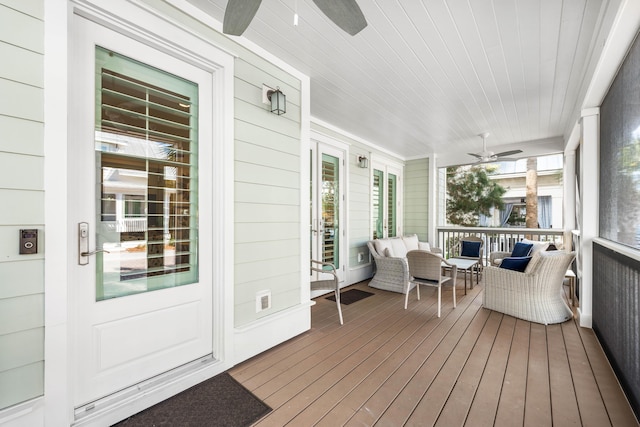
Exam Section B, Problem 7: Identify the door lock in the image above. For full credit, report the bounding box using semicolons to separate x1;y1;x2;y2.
78;222;109;265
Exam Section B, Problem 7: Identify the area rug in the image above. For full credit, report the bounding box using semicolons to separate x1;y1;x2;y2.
326;288;374;305
113;372;271;427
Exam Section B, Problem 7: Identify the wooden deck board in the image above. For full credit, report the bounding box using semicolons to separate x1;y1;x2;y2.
494;319;531;426
229;279;639;427
465;314;516;425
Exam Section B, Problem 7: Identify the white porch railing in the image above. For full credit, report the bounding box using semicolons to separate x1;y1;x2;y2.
436;226;565;266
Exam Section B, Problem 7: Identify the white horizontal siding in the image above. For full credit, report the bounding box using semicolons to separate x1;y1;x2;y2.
0;361;43;410
0;190;44;224
233;271;300;311
0;0;44;411
235;202;299;223
0;41;43;87
0;116;43;156
233;56;302;327
234;254;300;285
0;294;44;336
0;152;43;190
0;328;43;372
0;0;43;20
404;158;429;240
235;222;299;243
235;140;300;172
0;79;43;121
234;239;300;264
0;260;43;299
0;4;43;53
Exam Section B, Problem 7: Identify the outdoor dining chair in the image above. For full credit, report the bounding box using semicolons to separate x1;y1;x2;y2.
406;250;457;317
310;259;343;324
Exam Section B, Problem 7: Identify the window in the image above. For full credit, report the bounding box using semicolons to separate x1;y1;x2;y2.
599;35;640;250
95;46;199;300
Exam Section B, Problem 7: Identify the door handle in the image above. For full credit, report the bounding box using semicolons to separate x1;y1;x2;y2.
78;222;109;265
80;249;110;257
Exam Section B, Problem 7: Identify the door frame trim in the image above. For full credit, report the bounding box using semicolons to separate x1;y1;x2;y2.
44;1;235;425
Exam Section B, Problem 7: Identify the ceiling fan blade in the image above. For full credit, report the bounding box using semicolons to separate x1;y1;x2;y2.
467;153;483;159
495;149;523;157
312;0;368;35
223;0;262;36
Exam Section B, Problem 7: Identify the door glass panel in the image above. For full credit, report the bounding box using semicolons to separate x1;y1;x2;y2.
373;169;384;239
387;173;397;237
322;154;339;269
95;46;199;301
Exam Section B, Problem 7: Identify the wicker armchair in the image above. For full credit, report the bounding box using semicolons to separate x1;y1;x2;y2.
489;239;550;266
483;250;576;325
367;235;442;294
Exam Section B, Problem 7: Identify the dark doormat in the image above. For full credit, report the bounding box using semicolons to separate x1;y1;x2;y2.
113;372;271;427
326;288;374;305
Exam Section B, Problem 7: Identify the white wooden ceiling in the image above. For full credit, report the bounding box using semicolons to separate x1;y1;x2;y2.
185;0;621;162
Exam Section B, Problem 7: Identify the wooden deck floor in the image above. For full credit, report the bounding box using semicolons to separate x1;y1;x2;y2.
230;278;639;427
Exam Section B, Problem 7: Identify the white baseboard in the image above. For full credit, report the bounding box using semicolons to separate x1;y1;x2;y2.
0;398;44;427
234;302;313;363
347;265;373;286
577;308;593;328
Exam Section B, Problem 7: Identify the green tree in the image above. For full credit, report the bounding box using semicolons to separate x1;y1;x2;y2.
446;165;506;226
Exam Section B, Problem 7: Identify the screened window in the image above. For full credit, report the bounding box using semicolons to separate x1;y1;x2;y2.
600;36;640;250
95;46;199;300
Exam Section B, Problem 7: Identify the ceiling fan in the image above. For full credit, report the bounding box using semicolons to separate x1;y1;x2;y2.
222;0;368;36
468;132;522;163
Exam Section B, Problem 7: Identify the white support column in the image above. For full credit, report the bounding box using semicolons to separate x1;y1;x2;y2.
578;108;599;328
428;153;438;247
563;150;576;246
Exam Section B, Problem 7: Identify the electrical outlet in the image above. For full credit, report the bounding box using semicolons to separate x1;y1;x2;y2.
358;252;364;262
256;290;271;312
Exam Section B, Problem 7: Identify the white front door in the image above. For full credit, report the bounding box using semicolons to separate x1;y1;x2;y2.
70;16;214;408
310;143;345;282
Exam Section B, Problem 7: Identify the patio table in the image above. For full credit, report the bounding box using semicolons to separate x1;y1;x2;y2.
443;258;479;295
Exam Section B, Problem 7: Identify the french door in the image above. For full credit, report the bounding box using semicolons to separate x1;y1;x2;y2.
70;17;214;408
310;143;345;282
372;163;402;238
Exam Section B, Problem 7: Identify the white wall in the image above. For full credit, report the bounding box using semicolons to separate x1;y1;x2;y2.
0;0;45;411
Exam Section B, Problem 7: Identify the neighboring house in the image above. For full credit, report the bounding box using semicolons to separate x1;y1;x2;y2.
488;154;564;229
0;1;638;426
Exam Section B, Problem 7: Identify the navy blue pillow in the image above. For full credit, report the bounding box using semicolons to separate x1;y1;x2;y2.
461;240;481;257
499;256;532;272
511;242;533;258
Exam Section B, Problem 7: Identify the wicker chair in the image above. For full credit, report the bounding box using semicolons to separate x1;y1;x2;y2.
367;235;442;294
483;250;576;325
311;260;343;325
406;250;457;317
489;239;550;266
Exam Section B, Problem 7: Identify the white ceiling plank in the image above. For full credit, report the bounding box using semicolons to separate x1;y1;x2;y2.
184;0;628;160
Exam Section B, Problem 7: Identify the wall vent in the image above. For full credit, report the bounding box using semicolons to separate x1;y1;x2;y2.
256;290;271;312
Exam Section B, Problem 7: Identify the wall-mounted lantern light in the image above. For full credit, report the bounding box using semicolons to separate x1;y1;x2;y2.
358;155;369;168
267;87;286;115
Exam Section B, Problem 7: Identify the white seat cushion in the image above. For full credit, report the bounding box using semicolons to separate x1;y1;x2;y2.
390;237;408;258
374;238;394;257
402;234;419;251
522;239;550;254
418;241;431;251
